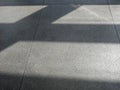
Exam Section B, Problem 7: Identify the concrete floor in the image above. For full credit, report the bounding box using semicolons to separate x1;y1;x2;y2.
0;0;120;90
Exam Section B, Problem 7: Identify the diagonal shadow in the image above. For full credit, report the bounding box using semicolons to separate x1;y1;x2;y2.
0;1;120;90
0;5;120;52
0;5;78;51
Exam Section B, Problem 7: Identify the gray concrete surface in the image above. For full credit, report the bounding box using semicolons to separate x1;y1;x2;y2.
0;0;120;90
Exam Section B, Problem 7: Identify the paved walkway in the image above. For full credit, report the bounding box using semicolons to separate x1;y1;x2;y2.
0;0;120;90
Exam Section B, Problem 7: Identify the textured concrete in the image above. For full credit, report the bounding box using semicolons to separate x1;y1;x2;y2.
0;6;44;89
20;4;120;90
0;0;120;90
110;5;120;41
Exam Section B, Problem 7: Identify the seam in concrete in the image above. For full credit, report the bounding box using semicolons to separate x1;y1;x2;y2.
17;2;120;89
108;0;120;43
18;9;44;90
